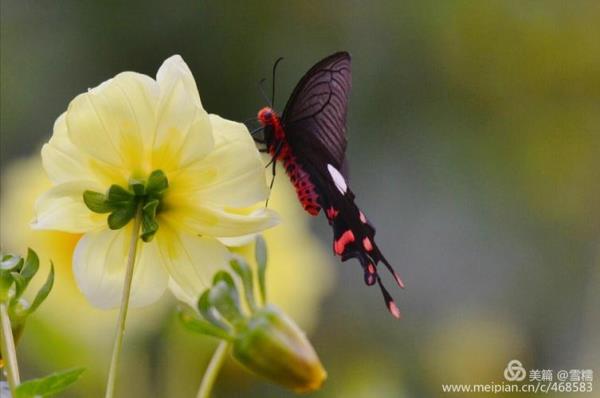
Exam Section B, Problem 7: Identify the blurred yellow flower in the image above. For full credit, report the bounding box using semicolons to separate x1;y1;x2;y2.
32;55;278;309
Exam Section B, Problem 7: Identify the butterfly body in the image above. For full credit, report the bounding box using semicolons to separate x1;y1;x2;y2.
258;107;321;215
256;52;404;319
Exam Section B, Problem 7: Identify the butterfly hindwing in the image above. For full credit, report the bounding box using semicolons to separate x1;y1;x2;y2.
313;162;404;319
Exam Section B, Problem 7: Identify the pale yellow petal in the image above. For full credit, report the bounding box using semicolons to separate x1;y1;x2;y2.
153;55;213;171
162;205;279;238
73;227;169;309
173;114;268;208
217;234;257;247
156;55;202;108
41;113;96;183
167;277;196;307
32;180;105;233
66;72;158;173
155;223;230;303
43;113;129;187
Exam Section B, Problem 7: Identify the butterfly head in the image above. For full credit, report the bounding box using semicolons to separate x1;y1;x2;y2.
258;107;277;127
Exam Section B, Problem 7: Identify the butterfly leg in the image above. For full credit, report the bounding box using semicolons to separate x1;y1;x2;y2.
265;159;277;208
264;141;282;168
264;141;283;207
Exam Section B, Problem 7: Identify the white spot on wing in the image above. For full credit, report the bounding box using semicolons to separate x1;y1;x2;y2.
327;164;347;194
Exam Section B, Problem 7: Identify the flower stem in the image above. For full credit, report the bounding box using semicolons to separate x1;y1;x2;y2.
105;205;143;398
0;302;20;395
196;341;229;398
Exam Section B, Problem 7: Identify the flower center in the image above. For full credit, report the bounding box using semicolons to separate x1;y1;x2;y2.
83;169;169;242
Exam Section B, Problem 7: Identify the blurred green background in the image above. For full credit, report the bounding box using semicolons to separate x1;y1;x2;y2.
1;1;599;397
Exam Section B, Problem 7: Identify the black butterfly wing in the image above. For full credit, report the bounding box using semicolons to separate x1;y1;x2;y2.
277;52;403;318
302;157;404;319
281;51;351;176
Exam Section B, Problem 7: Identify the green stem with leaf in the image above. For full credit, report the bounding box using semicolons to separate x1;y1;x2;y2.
196;341;229;398
0;301;20;395
104;205;143;398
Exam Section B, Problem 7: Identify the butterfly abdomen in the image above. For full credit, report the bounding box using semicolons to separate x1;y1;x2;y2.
274;142;320;216
282;150;321;216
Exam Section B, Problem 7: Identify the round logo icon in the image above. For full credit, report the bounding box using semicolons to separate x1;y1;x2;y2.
504;359;527;382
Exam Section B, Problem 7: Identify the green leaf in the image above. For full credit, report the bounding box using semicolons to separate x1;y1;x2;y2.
1;254;23;271
20;249;40;280
141;200;160;242
106;184;134;206
254;235;268;304
129;179;146;196
177;305;233;340
83;191;111;213
230;256;257;312
1;254;22;301
198;290;230;331
146;169;168;195
27;264;54;315
143;199;159;218
209;276;243;324
0;271;14;301
9;249;40;300
140;218;159;242
107;206;136;230
212;271;237;290
10;272;27;300
15;367;85;398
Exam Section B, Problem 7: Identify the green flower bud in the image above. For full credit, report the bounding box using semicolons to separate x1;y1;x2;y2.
232;305;326;393
178;238;327;393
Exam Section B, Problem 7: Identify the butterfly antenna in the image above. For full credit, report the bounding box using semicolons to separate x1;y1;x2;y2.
271;57;284;107
258;78;271;106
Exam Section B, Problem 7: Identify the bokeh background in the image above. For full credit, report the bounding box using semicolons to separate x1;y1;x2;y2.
1;1;599;397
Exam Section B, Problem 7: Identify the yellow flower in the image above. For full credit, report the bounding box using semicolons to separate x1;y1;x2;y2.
1;156;334;395
32;55;278;309
0;157;165;344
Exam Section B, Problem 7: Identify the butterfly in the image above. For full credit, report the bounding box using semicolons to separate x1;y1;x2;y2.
254;52;404;318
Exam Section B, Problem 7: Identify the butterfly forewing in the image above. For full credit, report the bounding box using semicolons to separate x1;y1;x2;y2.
282;52;351;174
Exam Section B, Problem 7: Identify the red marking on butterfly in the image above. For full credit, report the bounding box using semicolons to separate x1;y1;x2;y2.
388;301;401;319
256;52;404;319
362;237;373;252
334;229;355;255
326;206;339;219
367;263;376;274
359;211;367;224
